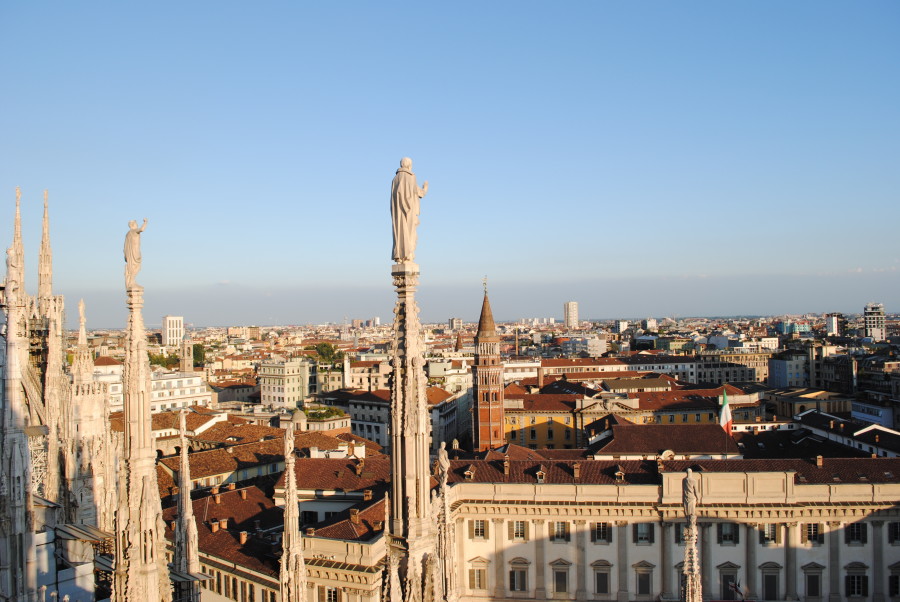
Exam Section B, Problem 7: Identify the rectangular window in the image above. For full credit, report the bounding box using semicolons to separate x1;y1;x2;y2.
888;574;899;597
846;575;868;597
889;521;900;544
637;572;652;596
471;519;487;539
722;573;737;600
763;574;778;600
547;428;554;439
634;523;654;544
530;429;537;439
806;573;821;598
803;523;823;544
509;569;527;592
324;587;339;602
668;415;675;423
762;524;779;544
592;522;612;544
845;523;867;544
554;570;568;593
468;568;487;590
552;521;569;542
564;429;571;440
512;520;527;540
595;571;609;594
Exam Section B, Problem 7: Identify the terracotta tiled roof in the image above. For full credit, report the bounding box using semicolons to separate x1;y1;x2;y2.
335;432;384;455
159;439;284;480
313;498;386;541
425;387;453;406
163;486;282;577
592;424;740;455
504;393;583;413
194;423;283;444
94;356;122;366
277;455;391;492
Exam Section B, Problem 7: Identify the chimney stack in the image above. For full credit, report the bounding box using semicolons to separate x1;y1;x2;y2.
219;518;228;530
239;531;248;545
211;486;220;495
350;509;360;524
503;454;510;475
214;494;221;504
240;489;247;500
210;520;220;533
573;462;581;480
227;482;236;491
305;528;315;536
816;455;823;468
363;489;373;501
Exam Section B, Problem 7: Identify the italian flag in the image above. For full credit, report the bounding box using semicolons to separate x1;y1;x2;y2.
720;386;733;435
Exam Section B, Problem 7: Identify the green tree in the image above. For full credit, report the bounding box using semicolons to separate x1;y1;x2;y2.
192;343;206;367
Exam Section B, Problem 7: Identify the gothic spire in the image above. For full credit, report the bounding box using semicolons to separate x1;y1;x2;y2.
5;187;25;304
38;190;52;308
113;221;171;602
280;413;307;602
175;410;200;601
72;299;93;386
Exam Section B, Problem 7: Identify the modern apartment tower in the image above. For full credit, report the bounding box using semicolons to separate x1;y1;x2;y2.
161;315;184;347
864;303;886;340
564;300;579;330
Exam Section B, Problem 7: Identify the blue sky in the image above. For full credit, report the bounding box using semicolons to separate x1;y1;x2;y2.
1;2;898;328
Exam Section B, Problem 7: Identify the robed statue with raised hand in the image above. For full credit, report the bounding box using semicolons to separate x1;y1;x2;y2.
391;157;428;263
124;218;148;290
682;468;701;525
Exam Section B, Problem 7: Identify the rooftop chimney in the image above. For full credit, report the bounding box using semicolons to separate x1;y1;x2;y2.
363;489;372;501
876;434;880;443
374;520;384;531
210;520;220;533
211;486;220;495
305;528;315;536
829;420;834;429
573;462;581;480
240;489;247;500
227;482;236;491
214;494;221;504
350;509;360;524
219;518;228;530
503;455;510;475
816;455;823;467
239;531;248;545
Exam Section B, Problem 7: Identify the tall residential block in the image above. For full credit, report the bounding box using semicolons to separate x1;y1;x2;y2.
564;301;579;330
161;315;184;347
864;303;886;340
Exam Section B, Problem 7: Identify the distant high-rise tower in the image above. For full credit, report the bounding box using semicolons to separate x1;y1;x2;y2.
825;313;843;337
564;301;578;330
863;303;886;340
473;291;505;451
162;315;184;347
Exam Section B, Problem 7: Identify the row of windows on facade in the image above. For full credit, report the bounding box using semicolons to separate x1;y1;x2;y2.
469;561;892;599
467;519;897;546
200;563;343;602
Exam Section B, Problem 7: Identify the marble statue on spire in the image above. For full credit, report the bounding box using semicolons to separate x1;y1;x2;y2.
124;218;148;290
280;412;308;602
390;158;428;263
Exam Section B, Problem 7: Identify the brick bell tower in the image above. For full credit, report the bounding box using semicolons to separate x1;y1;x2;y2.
472;283;505;451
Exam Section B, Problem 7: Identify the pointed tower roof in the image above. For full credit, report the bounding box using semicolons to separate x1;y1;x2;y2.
6;187;25;299
38;189;53;305
476;292;497;339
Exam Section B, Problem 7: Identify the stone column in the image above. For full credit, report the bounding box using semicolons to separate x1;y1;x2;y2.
785;523;797;600
827;522;841;602
574;520;587;601
661;522;673;598
534;519;546;598
492;518;505;599
700;523;712;600
744;524;757;600
873;521;885;602
617;521;629;602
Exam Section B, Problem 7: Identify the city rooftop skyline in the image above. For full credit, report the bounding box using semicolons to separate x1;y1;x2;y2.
1;2;897;328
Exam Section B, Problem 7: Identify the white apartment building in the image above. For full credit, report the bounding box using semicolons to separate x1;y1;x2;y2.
259;358;314;409
162;315;184;347
94;364;212;413
563;301;579;330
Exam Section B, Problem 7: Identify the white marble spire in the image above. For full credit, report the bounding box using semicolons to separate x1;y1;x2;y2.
72;300;93;386
38;190;52;310
386;159;439;602
280;413;307;602
174;410;200;601
0;186;38;599
113;220;172;602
